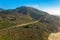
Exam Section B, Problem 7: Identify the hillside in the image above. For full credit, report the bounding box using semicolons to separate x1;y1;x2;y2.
0;6;60;40
0;22;57;40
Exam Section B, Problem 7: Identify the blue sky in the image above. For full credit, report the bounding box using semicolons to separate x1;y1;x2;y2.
0;0;60;15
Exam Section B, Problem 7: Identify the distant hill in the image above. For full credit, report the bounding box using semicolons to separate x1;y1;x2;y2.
0;6;60;40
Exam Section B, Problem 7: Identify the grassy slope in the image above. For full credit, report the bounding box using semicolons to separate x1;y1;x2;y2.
0;13;34;29
0;6;59;40
0;22;57;40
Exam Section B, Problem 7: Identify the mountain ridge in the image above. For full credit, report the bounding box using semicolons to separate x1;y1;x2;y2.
0;6;60;40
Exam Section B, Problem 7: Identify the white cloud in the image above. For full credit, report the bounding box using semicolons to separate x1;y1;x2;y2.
26;4;60;15
43;8;60;15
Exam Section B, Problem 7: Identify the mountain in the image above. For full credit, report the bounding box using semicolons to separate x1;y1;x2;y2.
0;6;60;40
16;6;60;25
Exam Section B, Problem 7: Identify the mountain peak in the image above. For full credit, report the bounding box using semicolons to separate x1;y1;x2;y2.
16;6;29;9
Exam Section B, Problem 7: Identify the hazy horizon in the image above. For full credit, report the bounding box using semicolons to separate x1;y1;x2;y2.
0;0;60;15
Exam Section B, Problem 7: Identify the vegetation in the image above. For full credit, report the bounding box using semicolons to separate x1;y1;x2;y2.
0;22;57;40
0;6;59;40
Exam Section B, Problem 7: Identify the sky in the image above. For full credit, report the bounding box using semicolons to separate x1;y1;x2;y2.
0;0;60;15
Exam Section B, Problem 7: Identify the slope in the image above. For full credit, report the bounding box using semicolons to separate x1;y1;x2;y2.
0;21;57;40
0;6;60;40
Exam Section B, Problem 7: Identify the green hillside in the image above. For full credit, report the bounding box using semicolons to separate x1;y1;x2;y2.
0;22;57;40
0;6;60;40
